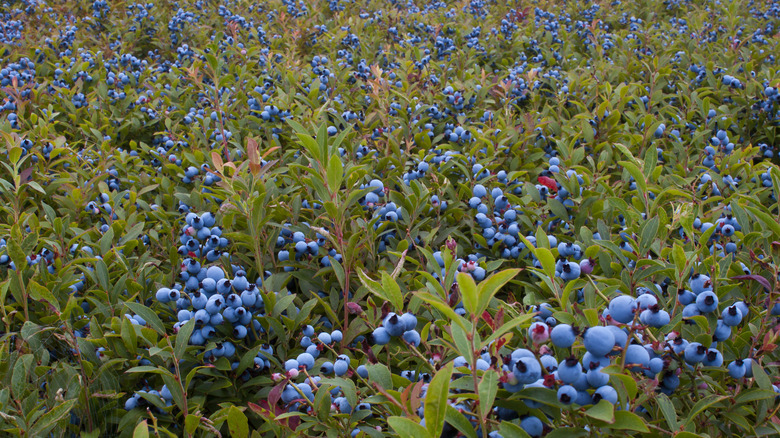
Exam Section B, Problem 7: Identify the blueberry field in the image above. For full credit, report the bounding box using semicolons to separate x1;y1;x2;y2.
2;0;780;436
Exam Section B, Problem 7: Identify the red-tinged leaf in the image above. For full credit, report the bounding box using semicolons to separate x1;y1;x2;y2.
20;167;33;182
211;151;224;173
495;307;505;327
410;379;424;414
247;402;266;416
346;302;363;314
448;287;460;308
482;311;495;329
247;137;261;175
537;176;558;193
362;339;378;364
732;275;771;291
269;382;285;408
401;382;412;412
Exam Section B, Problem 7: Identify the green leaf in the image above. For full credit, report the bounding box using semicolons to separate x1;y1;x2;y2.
672;243;686;275
548;198;570;220
185;414;200;435
584;400;615;423
482;313;535;346
121;315;138;356
752;362;773;391
388;416;431;438
175;319;195;358
457;272;479;317
655;393;678;431
682;395;728;428
227;406;249;438
380;271;405;312
478;370;499;419
444;405;478;438
29;399;77;436
612;411;649;432
125;366;174;377
450;323;473;363
11;354;32;398
618;160;647;195
95;258;109;290
99;225;114;255
535;247;556;279
133;420;149;438
360;269;403;311
319;377;357;410
603;368;637;401
416;292;471;333
424;361;453;438
28;279;60;311
124;302;166;335
476;269;520;317
673;432;705;438
7;236;25;270
366;363;393;390
498;421;532;438
745;205;780;238
120;222;145;245
326;154;343;192
162;373;186;413
638;216;659;256
735;388;777;404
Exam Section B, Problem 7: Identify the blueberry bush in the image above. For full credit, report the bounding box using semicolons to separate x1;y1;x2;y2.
1;0;780;436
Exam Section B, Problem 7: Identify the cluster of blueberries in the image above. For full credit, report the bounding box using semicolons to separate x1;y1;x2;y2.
5;0;780;436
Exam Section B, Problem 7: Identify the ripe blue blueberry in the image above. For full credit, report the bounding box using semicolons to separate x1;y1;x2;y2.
550;324;576;348
513;357;542;384
608;295;637;324
583;327;615;356
695;291;719;313
557;385;577;405
557;357;583;384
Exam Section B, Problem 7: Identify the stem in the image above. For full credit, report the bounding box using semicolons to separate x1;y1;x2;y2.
16;270;28;321
167;336;190;430
62;322;94;432
470;317;488;438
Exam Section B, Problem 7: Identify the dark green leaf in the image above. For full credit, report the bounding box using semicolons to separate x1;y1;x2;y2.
124;302;166;335
424;361;453;438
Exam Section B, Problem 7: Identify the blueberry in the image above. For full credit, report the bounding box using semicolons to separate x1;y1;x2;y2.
728;359;746;378
520;416;544;437
695;291;719;313
684;342;707;364
608;295;637;324
557;357;583;384
721;305;742;326
371;327;391;345
550;324;576;348
383;313;405;337
586;366;610;388
402;330;421;347
624;344;650;372
296;353;315;370
583;327;615;356
557;385;577;405
593;386;618;404
513;357;542;384
702;348;723;367
318;332;332;344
